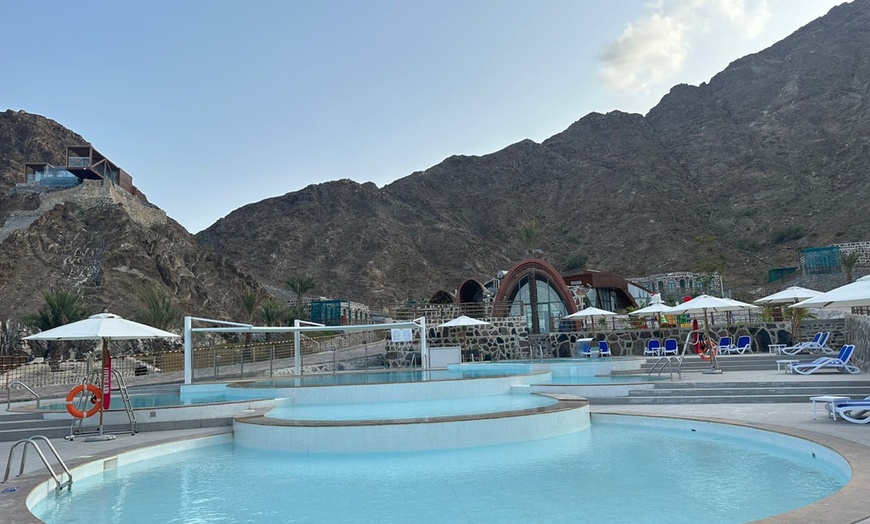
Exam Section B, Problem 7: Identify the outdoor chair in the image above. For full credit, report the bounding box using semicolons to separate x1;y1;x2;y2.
733;335;752;355
716;336;735;354
836;399;870;424
662;338;679;356
643;339;661;357
781;332;822;355
790;344;860;375
598;341;612;357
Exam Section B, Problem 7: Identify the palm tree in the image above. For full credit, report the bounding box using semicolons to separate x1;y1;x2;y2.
259;298;290;340
133;288;180;352
286;275;316;316
134;288;179;331
237;289;262;345
24;290;92;370
841;252;861;283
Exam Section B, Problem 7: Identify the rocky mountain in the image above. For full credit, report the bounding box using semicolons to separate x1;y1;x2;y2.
0;110;263;323
198;1;870;308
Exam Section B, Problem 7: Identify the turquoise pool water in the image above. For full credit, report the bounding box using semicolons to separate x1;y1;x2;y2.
266;394;557;421
39;391;242;411
31;418;847;524
243;368;520;388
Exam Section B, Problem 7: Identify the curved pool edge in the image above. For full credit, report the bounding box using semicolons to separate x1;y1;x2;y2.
15;413;870;524
593;411;870;524
233;396;590;453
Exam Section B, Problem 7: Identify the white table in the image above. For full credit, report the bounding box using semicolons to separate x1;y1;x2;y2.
769;344;786;355
810;396;851;420
776;359;800;373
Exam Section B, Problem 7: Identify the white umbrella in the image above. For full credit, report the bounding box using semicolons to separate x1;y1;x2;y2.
24;313;180;341
436;315;491;328
628;302;674;330
754;286;821;305
564;306;617;336
755;286;821;341
24;313;179;438
436;316;491;358
790;276;870;309
668;296;758;371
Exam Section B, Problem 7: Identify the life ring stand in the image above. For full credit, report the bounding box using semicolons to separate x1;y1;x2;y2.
65;384;102;418
698;339;718;361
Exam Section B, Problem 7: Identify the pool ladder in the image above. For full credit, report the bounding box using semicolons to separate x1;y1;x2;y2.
2;435;72;492
69;369;137;439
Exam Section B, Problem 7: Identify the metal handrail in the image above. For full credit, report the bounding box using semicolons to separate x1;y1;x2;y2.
6;380;40;411
2;435;72;492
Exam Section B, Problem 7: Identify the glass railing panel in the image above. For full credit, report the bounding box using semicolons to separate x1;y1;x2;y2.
67;156;91;168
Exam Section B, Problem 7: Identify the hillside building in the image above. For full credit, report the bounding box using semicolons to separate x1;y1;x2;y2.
24;145;142;199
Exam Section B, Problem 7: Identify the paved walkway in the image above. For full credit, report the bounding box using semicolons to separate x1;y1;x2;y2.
2;366;870;523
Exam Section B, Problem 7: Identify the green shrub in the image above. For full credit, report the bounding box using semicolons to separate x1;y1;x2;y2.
770;226;805;244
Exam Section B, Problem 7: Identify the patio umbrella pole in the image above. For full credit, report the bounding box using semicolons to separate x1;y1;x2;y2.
86;339;115;441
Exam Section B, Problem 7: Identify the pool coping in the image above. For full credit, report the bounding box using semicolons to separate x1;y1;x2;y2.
8;411;870;523
237;393;585;427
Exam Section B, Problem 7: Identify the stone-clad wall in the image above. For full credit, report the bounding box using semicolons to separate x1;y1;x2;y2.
385;317;848;363
844;314;870;372
385;317;527;365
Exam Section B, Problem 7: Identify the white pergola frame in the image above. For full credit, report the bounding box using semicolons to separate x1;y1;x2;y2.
182;316;428;384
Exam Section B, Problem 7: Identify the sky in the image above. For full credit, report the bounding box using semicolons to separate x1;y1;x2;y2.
2;0;847;233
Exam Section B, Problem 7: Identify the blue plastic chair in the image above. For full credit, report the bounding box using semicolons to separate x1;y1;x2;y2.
598;341;612;357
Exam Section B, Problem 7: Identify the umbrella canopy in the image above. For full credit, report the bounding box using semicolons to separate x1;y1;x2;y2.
668;295;758;315
628;303;674;316
754;286;822;305
563;306;617;320
436;315;491;328
24;313;180;341
790;276;870;309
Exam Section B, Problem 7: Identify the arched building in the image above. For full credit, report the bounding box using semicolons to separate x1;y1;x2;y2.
492;259;576;335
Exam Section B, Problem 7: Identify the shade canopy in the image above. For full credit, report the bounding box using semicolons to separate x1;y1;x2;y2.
790;276;870;309
24;313;180;341
563;306;617;320
669;295;759;315
436;315;491;328
754;286;822;305
628;303;674;317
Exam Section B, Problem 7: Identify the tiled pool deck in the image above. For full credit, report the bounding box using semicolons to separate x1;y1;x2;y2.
3;368;870;523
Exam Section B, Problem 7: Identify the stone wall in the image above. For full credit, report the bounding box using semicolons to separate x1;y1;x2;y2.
844;314;870;372
385;317;848;363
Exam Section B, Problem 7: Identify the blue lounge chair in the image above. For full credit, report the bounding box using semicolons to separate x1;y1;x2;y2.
782;332;831;355
835;400;870;424
662;338;679;356
576;339;592;358
717;336;735;354
733;335;752;355
643;339;661;357
598;341;612;357
790;344;860;375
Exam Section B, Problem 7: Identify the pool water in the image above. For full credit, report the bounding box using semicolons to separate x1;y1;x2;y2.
266;394;557;421
31;419;847;524
244;368;519;388
39;391;240;411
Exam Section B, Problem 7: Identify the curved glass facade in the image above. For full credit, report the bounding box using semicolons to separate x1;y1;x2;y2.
507;274;569;334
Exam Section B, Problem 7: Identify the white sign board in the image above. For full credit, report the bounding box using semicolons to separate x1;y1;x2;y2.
391;328;413;342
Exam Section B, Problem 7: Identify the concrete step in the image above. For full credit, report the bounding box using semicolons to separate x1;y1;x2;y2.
0;414;72;441
590;394;835;405
628;386;870;398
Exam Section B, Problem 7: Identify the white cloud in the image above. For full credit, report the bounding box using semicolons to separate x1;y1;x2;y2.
598;0;772;93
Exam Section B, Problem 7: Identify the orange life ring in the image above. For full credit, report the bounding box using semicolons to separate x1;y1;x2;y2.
698;339;718;361
65;384;102;418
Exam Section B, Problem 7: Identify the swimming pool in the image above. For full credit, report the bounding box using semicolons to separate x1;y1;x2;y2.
30;415;849;523
242;368;522;388
265;393;558;421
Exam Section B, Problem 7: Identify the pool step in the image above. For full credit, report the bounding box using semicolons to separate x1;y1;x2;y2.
0;413;71;441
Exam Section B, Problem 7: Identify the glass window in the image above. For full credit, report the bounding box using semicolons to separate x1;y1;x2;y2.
507;275;568;334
